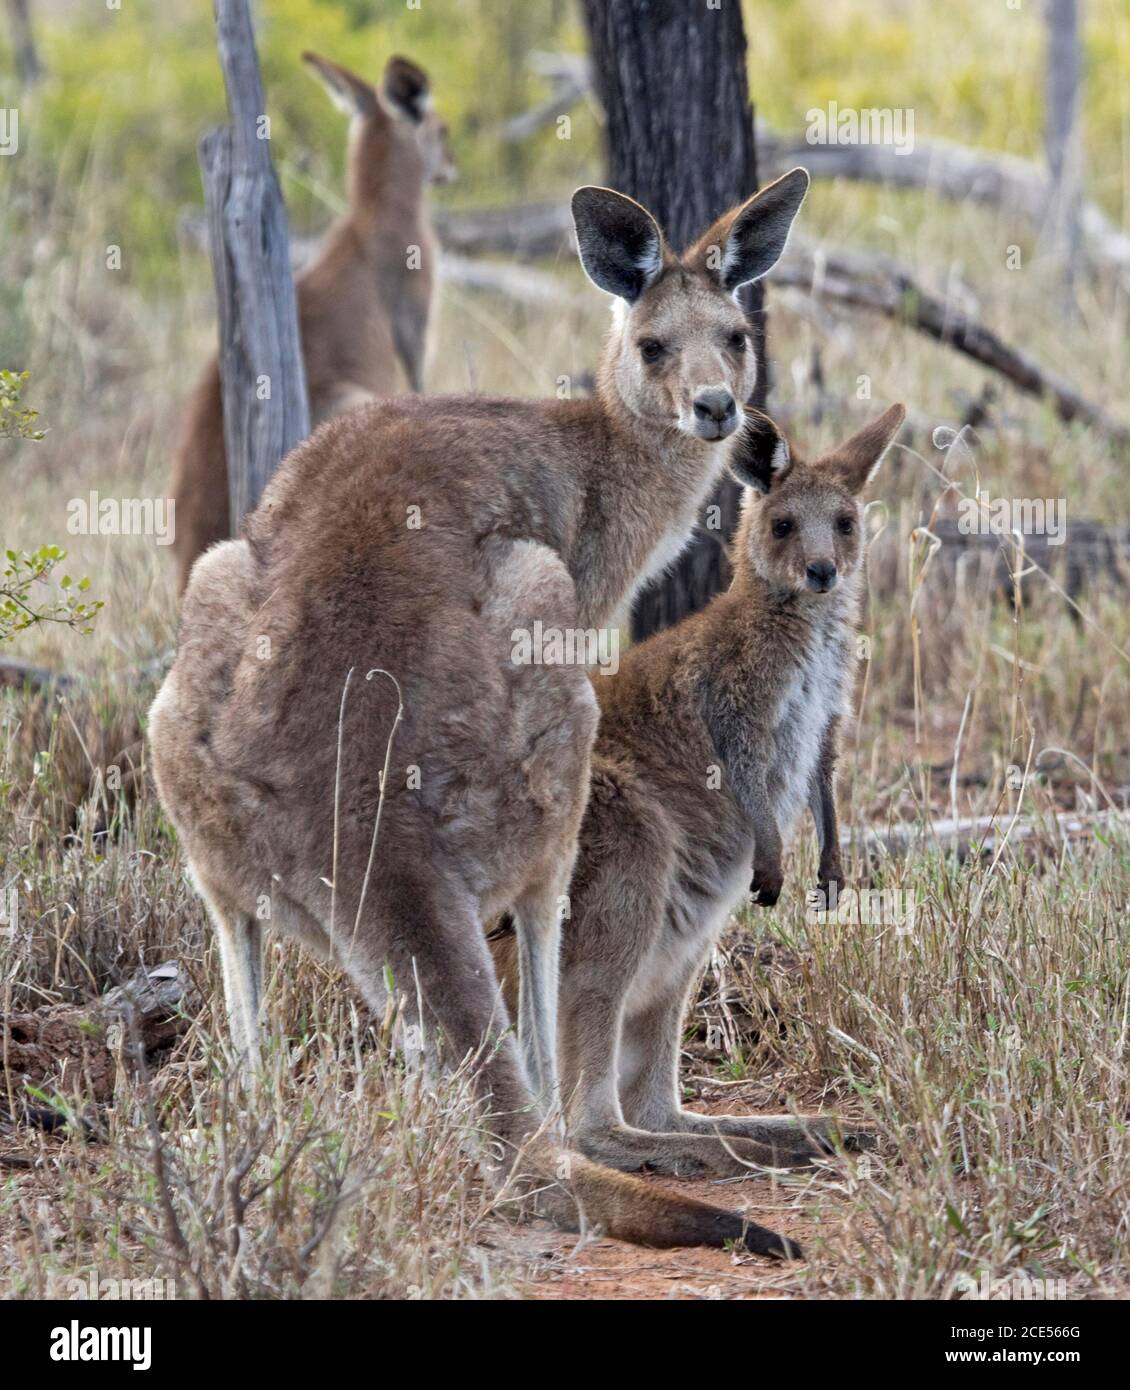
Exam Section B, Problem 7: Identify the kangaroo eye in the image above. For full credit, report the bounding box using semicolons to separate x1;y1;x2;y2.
771;518;793;539
639;339;665;363
728;330;747;351
836;516;854;535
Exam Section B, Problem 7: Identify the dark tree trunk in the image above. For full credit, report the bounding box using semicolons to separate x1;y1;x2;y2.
581;0;765;640
6;0;42;86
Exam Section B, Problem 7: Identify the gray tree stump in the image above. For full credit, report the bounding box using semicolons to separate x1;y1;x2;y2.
199;0;310;533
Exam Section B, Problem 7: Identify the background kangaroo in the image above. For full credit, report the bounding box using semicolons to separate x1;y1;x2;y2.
490;404;905;1176
169;51;455;594
148;170;813;1256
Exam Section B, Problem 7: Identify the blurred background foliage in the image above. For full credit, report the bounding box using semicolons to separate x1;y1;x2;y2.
0;0;592;306
1;0;1126;308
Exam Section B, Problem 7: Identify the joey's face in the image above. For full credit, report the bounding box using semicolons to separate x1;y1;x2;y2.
613;272;757;441
732;403;907;596
750;473;864;594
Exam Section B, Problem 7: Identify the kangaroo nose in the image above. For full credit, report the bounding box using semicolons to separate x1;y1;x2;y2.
693;388;737;424
806;560;837;592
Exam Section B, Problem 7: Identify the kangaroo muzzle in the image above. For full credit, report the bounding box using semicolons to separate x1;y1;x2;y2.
691;387;739;441
805;559;838;592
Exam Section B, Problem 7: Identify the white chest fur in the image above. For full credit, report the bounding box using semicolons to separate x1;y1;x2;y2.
636;514;700;592
630;445;728;601
768;619;851;838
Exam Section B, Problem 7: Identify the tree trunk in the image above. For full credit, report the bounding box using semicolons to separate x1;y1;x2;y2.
200;0;310;533
1040;0;1083;281
5;0;42;86
581;0;763;639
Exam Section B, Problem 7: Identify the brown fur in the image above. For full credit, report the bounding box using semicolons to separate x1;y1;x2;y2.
149;172;811;1256
169;52;455;594
489;406;906;1176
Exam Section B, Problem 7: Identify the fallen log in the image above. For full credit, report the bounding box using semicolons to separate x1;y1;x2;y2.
1;962;196;1119
441;251;570;305
434;200;573;261
0;651;170;695
182;208;575;304
758;129;1130;281
844;807;1130;864
920;516;1130;594
0;655;80;693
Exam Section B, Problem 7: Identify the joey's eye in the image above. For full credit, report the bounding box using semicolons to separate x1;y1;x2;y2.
728;330;747;351
836;516;854;535
639;339;665;363
771;518;793;540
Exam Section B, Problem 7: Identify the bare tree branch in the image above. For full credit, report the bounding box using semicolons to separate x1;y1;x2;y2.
758;129;1130;280
774;241;1130;446
500;52;591;142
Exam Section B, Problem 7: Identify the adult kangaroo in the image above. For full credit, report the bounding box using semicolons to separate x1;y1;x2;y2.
149;169;813;1255
169;51;455;594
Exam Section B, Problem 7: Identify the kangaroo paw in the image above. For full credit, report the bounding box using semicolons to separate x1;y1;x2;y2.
574;1128;716;1178
574;1124;818;1178
749;868;783;907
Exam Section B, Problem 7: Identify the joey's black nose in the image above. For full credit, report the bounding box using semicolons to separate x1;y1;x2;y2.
806;560;837;592
693;388;737;424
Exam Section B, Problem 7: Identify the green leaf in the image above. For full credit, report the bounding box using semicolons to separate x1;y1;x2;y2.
945;1202;968;1235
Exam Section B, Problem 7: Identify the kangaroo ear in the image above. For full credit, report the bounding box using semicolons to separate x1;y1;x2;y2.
571;187;667;303
729;410;791;492
689;168;810;293
828;404;906;493
382;55;430;123
302;52;380;118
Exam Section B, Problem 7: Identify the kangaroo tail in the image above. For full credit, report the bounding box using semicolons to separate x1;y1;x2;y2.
485;926;800;1258
510;1139;801;1259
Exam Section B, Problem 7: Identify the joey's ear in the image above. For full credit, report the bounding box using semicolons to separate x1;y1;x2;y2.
688;167;810;293
729;409;791;492
302;52;380;118
571;187;667;303
382;55;430;123
827;404;906;493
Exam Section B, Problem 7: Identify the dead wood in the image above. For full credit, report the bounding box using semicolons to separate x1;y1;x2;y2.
773;242;1130;447
1;962;196;1118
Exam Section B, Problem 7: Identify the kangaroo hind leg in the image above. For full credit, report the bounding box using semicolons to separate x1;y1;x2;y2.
479;536;599;1114
621;980;871;1154
195;868;264;1079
